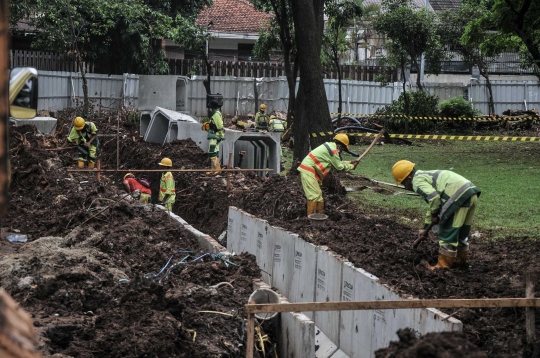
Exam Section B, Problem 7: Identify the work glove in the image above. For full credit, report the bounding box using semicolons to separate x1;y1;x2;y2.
201;122;210;131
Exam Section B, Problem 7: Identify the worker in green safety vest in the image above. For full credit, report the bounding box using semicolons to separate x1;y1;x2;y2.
298;133;359;216
392;160;481;270
202;100;225;176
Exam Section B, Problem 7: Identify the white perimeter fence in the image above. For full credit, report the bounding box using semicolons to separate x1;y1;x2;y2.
36;70;540;116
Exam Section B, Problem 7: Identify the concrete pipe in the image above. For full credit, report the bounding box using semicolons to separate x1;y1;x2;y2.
248;288;280;320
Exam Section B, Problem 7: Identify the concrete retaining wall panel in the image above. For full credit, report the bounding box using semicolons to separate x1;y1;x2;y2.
272;227;295;298
226;207;243;254
315;247;345;344
280;310;316;358
290;239;318;319
315;327;338;358
238;211;258;254
351;267;379;357
329;350;350;358
252;218;274;284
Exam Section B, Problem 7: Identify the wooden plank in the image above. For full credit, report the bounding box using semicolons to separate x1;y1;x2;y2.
526;272;536;344
245;310;255;358
245;298;540;314
67;168;274;173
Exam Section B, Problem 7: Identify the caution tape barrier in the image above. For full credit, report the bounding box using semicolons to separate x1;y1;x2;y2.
310;131;540;142
330;112;539;121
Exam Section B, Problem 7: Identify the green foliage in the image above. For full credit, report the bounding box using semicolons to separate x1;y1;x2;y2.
170;16;211;58
376;90;439;133
373;0;445;89
439;96;479;118
253;25;282;61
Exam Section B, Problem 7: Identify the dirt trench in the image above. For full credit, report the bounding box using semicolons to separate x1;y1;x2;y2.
5;117;540;357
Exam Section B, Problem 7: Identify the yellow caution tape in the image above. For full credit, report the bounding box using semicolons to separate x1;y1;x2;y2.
330;112;539;121
310;131;540;141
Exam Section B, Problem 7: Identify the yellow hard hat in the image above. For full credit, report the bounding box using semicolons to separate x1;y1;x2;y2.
269;115;276;120
260;104;266;111
333;133;350;150
392;160;415;185
159;157;173;167
124;173;134;180
74;117;85;130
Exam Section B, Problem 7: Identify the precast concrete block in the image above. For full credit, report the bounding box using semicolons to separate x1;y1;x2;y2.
280;296;316;358
315;327;339;358
315;247;346;345
271;227;295;298
140;110;153;137
238;211;257;254
252;218;274;284
144;107;198;144
226;207;243;254
349;265;379;358
329;350;349;358
138;75;189;113
290;238;318;319
11;117;57;135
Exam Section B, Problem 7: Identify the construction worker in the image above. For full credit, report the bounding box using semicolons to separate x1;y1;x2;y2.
123;173;152;204
67;117;99;168
392;160;481;270
268;115;287;132
158;158;176;211
298;134;359;215
255;104;269;131
202;100;225;175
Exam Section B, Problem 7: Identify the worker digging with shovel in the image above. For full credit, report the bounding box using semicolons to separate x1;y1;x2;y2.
392;160;481;270
66;116;99;168
298;134;360;215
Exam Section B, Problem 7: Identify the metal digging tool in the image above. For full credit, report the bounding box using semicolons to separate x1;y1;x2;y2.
351;128;385;166
412;222;435;250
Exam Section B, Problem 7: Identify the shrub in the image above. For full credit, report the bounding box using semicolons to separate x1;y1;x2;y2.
439;96;480;118
375;90;439;133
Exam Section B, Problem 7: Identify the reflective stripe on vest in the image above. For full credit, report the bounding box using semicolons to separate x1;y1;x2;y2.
299;164;321;180
308;153;329;177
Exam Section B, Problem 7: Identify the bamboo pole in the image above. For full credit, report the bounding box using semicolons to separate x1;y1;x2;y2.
67;168;273;173
245;298;540;314
226;153;233;191
97;159;101;182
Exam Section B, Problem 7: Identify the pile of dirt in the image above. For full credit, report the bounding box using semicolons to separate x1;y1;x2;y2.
374;328;487;357
1;207;264;357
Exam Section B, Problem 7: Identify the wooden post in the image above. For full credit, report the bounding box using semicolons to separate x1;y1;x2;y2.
245;301;255;358
226;153;233;191
116;113;120;170
97;159;101;182
526;272;536;344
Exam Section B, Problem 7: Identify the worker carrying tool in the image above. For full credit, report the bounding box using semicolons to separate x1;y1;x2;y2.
123;173;152;204
67;117;99;168
255;104;269;131
157;158;176;211
202;100;225;176
298;134;359;215
392;160;481;270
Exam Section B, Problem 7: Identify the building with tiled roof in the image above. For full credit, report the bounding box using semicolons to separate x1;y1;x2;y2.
165;0;272;61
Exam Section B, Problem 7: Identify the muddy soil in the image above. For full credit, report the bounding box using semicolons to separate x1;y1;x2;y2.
6;115;540;357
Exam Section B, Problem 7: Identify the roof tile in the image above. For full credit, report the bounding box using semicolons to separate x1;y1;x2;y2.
196;0;272;33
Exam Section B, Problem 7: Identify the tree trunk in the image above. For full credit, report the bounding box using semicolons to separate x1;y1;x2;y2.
411;57;423;92
401;56;410;133
291;0;332;161
482;72;495;115
283;42;297;128
335;55;342;127
0;0;10;216
202;54;211;95
77;54;89;117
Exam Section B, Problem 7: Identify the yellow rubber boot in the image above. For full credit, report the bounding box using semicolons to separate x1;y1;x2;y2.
425;254;456;270
78;160;85;168
307;201;317;215
455;250;469;268
88;162;95;169
315;201;324;214
206;157;220;176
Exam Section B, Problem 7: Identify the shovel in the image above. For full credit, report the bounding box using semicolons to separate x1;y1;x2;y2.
412;222;435;250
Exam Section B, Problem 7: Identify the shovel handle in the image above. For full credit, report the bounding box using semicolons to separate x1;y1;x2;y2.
412;222;435;249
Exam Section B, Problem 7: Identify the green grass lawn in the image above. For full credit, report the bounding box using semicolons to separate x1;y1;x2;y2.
281;140;540;240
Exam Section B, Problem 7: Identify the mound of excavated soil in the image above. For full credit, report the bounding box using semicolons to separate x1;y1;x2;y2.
375;328;487;358
6;118;540;357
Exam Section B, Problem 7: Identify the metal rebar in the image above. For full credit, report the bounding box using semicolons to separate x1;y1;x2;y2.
66;168;274;173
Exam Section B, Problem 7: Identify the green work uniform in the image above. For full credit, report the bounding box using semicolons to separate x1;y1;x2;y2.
159;172;176;211
269;118;287;132
67;122;99;163
208;110;224;158
297;142;354;202
255;111;269;131
412;170;481;253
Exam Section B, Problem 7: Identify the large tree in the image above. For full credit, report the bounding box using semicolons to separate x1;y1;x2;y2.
463;0;540;79
322;0;362;125
373;0;445;91
291;0;332;161
439;4;499;114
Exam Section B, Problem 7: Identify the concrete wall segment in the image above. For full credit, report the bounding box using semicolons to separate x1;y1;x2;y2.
290;239;318;319
271;227;295;298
